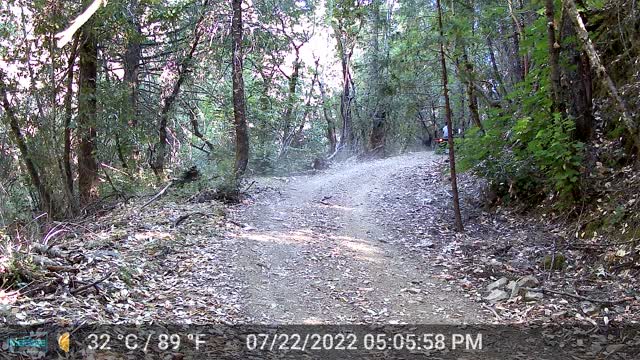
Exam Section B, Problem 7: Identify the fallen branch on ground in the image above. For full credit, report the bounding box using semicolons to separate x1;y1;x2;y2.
244;180;256;192
141;182;172;209
71;271;113;295
45;265;78;273
481;303;502;321
173;212;209;228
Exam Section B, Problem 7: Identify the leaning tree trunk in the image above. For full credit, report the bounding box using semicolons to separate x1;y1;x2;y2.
232;0;249;178
153;0;208;176
0;72;58;216
77;14;99;206
563;0;638;148
436;0;464;232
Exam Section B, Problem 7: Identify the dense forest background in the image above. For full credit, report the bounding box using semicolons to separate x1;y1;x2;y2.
0;0;638;232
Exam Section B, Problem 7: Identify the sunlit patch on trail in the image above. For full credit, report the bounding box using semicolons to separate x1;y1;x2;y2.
328;235;383;262
236;230;318;245
313;203;355;211
301;317;324;324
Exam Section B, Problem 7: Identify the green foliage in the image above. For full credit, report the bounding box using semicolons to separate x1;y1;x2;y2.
459;77;584;205
0;235;39;290
454;2;589;207
528;114;584;199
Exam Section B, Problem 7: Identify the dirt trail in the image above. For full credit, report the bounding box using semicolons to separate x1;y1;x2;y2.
232;152;487;324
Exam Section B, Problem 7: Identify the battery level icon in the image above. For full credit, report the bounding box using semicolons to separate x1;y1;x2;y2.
58;332;70;353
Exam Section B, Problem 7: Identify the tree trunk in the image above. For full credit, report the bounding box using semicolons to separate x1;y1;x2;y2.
417;111;434;147
334;23;355;153
188;107;215;151
563;0;637;146
436;0;464;232
281;54;300;147
124;0;141;127
318;79;337;154
368;0;386;156
546;0;562;113
508;0;524;82
559;3;593;141
292;60;320;147
123;0;142;167
77;14;99;206
0;72;57;216
232;0;249;178
153;1;208;176
277;50;302;160
63;34;79;210
340;54;354;151
458;73;466;133
369;111;386;155
462;50;483;133
486;37;508;97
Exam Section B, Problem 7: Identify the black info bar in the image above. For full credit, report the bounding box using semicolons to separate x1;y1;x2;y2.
1;323;639;359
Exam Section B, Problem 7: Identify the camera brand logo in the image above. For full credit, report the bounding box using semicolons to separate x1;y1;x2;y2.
58;332;70;352
4;332;49;358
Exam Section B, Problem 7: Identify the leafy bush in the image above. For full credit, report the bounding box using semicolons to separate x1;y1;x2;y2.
459;85;584;206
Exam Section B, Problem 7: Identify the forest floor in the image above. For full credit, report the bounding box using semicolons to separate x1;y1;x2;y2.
5;152;639;329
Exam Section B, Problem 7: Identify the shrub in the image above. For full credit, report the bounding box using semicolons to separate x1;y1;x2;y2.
459;99;584;206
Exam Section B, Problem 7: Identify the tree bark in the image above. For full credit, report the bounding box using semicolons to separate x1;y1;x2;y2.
334;22;355;153
277;47;302;159
559;2;593;141
232;0;249;178
368;0;386;156
563;0;637;146
123;0;142;168
187;106;214;152
417;110;434;147
292;60;320;148
0;72;57;216
318;79;337;154
436;0;464;232
124;0;141;127
63;34;79;208
546;0;563;113
507;0;525;82
458;72;466;133
281;57;300;145
77;12;99;206
462;50;483;133
486;37;508;98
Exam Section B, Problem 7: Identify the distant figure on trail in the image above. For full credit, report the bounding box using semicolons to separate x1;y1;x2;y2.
442;125;449;140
